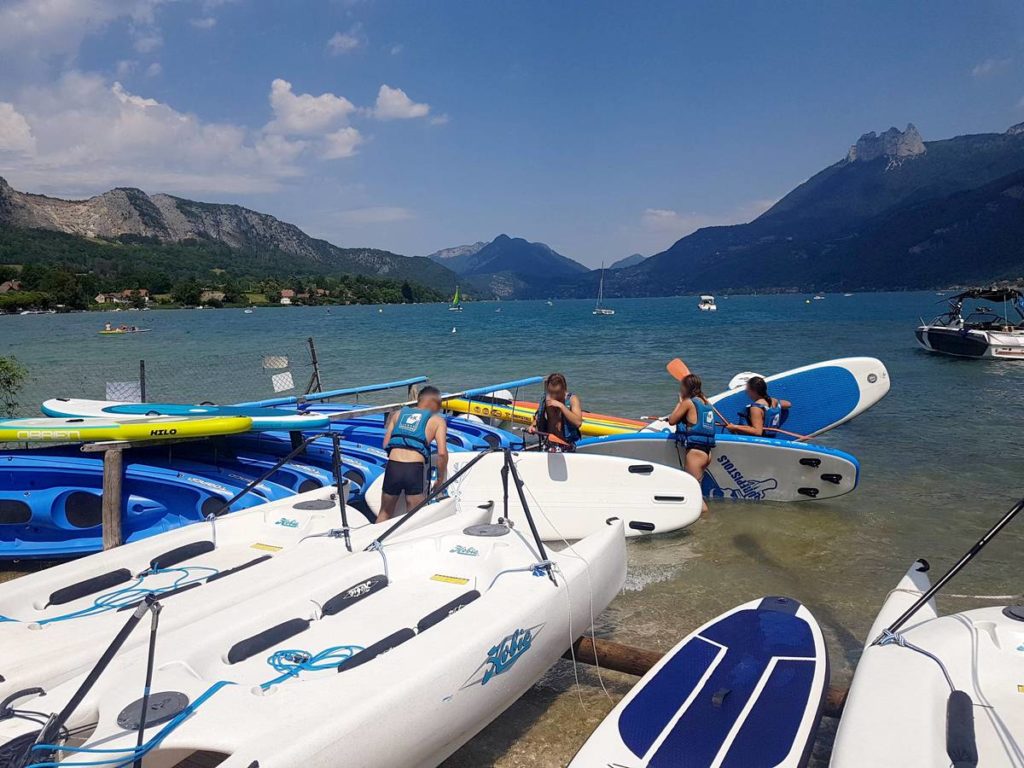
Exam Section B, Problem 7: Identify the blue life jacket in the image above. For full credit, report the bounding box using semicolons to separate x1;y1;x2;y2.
535;394;582;446
747;399;783;435
386;407;433;460
676;398;716;448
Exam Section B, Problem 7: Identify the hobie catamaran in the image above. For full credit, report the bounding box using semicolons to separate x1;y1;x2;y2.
593;263;614;315
448;285;464;312
0;449;626;768
915;286;1024;360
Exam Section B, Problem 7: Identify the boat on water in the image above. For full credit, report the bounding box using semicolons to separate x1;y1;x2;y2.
448;285;464;311
915;286;1024;360
98;324;150;335
813;294;826;301
593;263;615;315
697;294;717;312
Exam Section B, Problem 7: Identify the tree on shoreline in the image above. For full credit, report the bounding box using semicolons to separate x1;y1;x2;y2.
0;356;27;417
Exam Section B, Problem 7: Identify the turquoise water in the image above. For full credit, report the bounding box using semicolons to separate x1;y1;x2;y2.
3;293;1024;766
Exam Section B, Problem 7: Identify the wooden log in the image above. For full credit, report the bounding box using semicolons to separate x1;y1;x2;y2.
101;448;124;550
565;636;848;719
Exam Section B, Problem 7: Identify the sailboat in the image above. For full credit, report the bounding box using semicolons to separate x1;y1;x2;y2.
448;285;464;312
593;264;615;315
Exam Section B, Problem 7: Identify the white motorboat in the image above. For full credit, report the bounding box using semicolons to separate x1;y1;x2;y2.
915;286;1024;360
697;294;717;312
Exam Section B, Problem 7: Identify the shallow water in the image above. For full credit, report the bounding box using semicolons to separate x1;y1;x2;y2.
3;293;1023;765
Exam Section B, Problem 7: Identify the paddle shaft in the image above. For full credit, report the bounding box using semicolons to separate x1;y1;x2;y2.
882;496;1024;637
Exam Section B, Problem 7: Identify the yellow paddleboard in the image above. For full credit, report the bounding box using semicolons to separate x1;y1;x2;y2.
444;398;643;437
0;415;252;443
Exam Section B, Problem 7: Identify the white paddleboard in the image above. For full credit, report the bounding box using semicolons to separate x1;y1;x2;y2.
710;357;890;440
364;451;702;539
570;596;828;767
576;433;858;502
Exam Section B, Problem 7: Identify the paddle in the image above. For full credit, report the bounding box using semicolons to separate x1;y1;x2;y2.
665;357;811;442
241;376;430;408
326;376;544;420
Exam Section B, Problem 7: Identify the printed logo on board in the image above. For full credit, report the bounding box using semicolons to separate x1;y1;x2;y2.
709;454;779;500
149;428;178;436
459;624;544;689
449;545;479;557
274;517;299;528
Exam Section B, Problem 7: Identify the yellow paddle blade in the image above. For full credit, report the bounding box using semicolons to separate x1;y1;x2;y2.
666;358;690;381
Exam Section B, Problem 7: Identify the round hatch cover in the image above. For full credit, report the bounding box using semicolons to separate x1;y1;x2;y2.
293;499;336;510
117;691;190;730
1002;605;1024;622
463;524;510;537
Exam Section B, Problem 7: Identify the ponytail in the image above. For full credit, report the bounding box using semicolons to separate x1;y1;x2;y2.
747;376;772;406
681;373;708;403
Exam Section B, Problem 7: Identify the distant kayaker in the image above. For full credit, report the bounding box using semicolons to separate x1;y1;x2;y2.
726;376;790;438
527;372;582;452
378;386;448;522
667;373;715;517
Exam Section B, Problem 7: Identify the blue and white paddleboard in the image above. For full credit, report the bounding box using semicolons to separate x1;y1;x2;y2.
576;432;858;502
570;596;828;768
42;398;330;432
709;357;889;440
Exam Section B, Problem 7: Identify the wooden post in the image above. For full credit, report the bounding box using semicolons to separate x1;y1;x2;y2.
565;636;849;719
101;448;124;550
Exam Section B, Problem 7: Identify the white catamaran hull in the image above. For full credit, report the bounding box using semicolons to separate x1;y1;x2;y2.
0;508;626;768
831;561;1024;766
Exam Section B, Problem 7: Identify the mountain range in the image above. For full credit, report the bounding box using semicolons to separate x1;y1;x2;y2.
0;177;457;292
426;234;588;297
608;253;646;270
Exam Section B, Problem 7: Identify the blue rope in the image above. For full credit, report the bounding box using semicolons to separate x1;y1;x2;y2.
27;681;234;768
261;644;364;689
31;567;219;626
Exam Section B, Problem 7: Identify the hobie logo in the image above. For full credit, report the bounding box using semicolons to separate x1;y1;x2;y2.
459;624;545;690
346;579;375;598
275;517;299;528
449;545;479;557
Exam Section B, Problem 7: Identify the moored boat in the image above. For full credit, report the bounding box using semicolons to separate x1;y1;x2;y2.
697;294;717;311
915;286;1024;360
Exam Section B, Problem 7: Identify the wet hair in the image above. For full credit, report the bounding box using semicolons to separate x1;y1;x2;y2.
417;385;442;403
680;373;707;403
746;376;770;404
545;373;568;392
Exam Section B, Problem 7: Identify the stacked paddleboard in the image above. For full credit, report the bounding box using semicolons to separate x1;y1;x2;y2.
0;414;251;442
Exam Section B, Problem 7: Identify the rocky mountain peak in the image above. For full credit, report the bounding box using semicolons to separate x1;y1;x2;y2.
1007;122;1024;136
846;123;925;164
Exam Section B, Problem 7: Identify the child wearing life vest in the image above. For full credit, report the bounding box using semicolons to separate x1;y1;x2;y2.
527;373;583;452
379;386;448;522
667;373;715;517
726;376;790;438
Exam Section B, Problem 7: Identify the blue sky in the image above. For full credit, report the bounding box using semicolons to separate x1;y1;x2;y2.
1;0;1023;266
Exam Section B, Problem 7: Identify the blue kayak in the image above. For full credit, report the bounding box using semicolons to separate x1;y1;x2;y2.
0;453;267;559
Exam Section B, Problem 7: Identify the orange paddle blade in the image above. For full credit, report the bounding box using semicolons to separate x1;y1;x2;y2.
666;358;690;381
546;432;570;447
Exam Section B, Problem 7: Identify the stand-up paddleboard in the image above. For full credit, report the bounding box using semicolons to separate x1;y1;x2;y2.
42;398;328;432
709;357;889;440
0;415;251;443
570;596;828;768
444;396;646;437
577;433;859;502
364;451;702;539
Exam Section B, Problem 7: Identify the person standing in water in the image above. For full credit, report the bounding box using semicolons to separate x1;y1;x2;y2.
378;386;448;522
667;373;715;516
726;376;790;438
527;372;583;452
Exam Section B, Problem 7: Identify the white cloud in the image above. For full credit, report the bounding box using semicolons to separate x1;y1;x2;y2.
0;102;36;154
190;16;217;29
115;59;137;78
338;206;414;224
388;44;403;56
145;62;162;77
321;126;363;159
429;113;450;126
1;72;304;194
266;78;356;136
132;30;163;53
972;57;1011;77
372;84;429;120
328;25;364;55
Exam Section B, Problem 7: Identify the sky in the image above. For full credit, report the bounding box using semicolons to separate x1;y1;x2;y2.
1;1;1023;267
